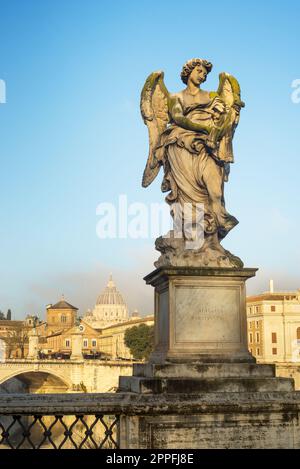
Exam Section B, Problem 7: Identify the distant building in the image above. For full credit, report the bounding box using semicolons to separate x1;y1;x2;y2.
83;275;129;328
43;315;154;360
24;314;40;327
97;315;154;359
131;309;140;320
0;319;36;359
0;320;24;341
247;280;300;362
45;321;101;357
46;296;78;335
0;275;154;361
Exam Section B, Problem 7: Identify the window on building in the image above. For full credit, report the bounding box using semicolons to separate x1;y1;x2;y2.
249;333;253;343
83;339;88;348
255;306;259;313
65;339;70;348
256;332;260;343
256;348;260;356
272;332;277;344
256;321;259;329
61;315;66;323
271;305;276;312
92;339;97;348
272;348;277;355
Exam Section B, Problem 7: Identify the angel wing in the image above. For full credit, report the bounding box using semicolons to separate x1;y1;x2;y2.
140;71;169;188
214;73;245;163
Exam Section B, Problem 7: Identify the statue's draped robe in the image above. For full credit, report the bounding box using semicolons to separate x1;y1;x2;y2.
155;95;238;240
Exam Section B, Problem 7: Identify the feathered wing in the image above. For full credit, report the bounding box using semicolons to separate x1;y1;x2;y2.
140;71;169;188
216;73;245;163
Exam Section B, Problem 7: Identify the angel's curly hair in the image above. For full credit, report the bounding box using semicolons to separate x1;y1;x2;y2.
180;58;213;84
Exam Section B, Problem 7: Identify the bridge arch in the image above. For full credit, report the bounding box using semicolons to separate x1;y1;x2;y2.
0;368;72;393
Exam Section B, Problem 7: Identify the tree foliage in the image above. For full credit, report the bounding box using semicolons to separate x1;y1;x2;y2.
124;324;154;360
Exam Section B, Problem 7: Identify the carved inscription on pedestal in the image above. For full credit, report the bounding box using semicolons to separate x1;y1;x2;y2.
174;286;240;343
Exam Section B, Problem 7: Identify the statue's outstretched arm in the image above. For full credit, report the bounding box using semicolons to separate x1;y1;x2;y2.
169;96;211;134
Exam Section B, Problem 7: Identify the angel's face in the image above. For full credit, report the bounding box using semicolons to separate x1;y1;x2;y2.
188;65;208;86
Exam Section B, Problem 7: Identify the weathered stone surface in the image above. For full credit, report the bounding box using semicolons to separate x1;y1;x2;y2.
119;375;294;394
143;267;256;364
120;410;300;449
133;362;276;379
1;390;300;415
116;264;300;447
2;390;300;447
154;232;244;269
175;283;240;342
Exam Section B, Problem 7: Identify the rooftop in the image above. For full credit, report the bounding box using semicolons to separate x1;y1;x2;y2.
247;280;300;302
47;296;78;311
0;320;24;326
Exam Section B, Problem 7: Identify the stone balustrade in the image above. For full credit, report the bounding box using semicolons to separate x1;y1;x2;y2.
1;390;300;448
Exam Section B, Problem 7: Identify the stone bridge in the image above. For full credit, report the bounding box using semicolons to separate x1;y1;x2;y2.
0;359;134;393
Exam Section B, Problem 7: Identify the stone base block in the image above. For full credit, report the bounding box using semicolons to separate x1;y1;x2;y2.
119;375;294;394
119;362;294;393
119;393;300;448
133;362;276;379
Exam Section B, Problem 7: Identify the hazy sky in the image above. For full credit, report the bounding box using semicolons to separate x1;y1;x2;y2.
0;0;299;319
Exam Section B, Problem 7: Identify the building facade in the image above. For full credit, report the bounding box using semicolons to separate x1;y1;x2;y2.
247;282;300;363
46;297;78;335
0;317;40;359
45;321;102;357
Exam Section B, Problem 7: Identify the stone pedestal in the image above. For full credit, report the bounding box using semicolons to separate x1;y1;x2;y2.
146;267;256;363
118;266;300;448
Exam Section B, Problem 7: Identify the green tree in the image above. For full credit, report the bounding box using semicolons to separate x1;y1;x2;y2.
6;309;12;320
0;311;5;320
124;324;154;360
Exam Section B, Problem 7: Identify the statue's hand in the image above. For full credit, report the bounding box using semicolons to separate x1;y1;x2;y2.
212;99;226;115
202;121;214;134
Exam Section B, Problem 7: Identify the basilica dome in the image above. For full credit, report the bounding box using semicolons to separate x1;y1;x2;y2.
96;276;126;306
84;275;129;329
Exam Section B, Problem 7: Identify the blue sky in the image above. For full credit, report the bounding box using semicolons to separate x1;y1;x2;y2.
0;0;299;319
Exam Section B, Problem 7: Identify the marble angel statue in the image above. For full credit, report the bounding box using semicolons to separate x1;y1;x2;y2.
141;58;245;268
